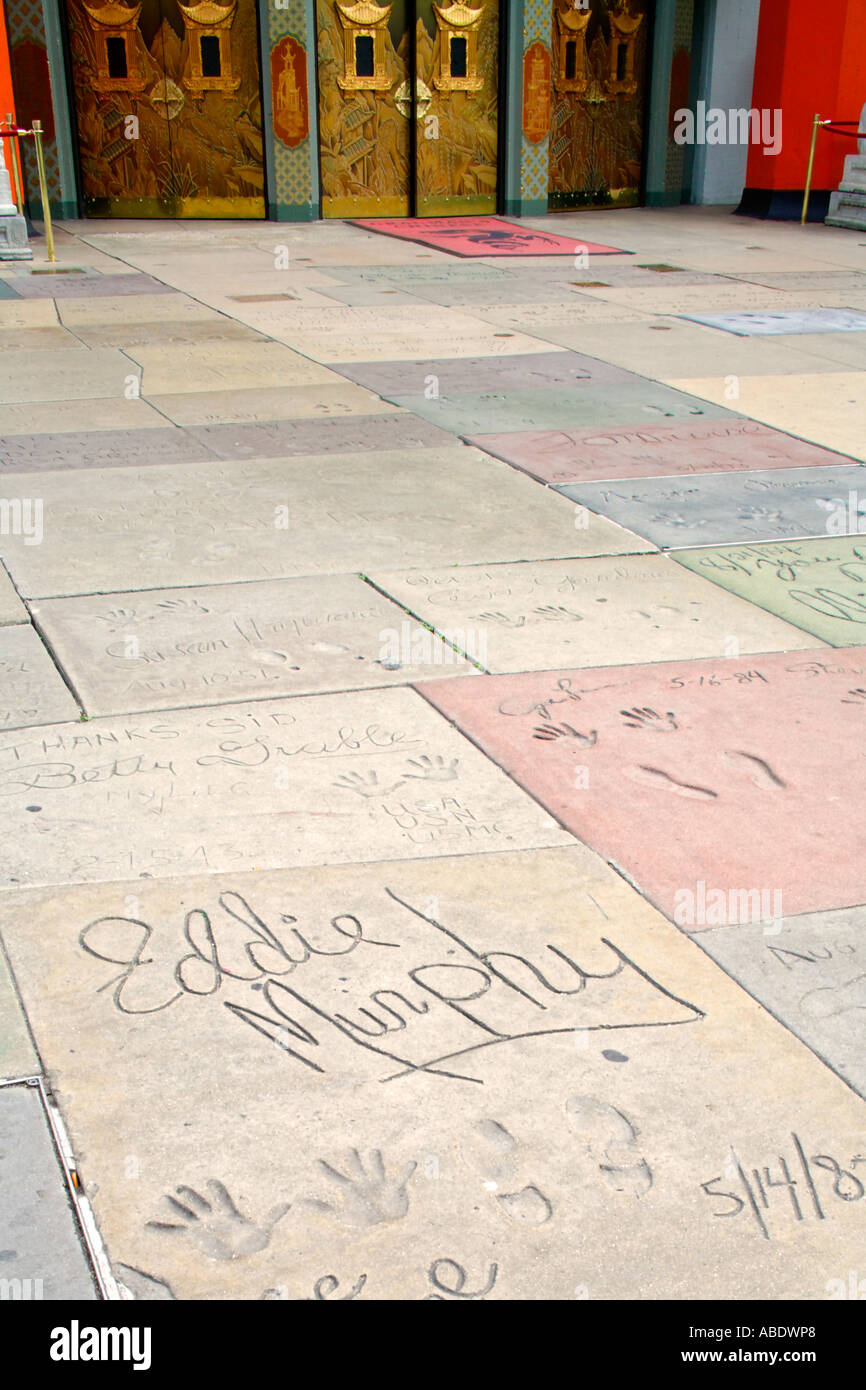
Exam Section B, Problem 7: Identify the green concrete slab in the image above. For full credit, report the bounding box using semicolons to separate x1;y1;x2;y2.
672;537;866;646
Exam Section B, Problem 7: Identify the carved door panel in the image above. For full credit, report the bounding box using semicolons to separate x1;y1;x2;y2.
548;0;650;210
316;0;499;218
65;0;265;217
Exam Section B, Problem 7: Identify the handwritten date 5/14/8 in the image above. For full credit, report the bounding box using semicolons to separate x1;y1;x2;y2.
701;1133;865;1239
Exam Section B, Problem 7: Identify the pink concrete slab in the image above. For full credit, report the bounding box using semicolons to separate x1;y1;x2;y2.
417;647;866;922
351;218;627;258
470;420;858;486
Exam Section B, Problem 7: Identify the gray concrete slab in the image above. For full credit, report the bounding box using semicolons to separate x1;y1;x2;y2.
3;848;866;1300
0;625;80;730
0;428;219;473
0;349;140;404
0;449;652;599
0;1085;97;1298
0;567;25;625
558;464;866;549
680;309;866;336
188;413;455;460
0;949;39;1080
31;575;476;716
9;273;174;300
0;688;571;887
697;907;866;1100
332;352;632;398
390;384;735;437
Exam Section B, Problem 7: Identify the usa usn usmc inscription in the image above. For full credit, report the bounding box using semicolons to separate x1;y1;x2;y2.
79;888;704;1085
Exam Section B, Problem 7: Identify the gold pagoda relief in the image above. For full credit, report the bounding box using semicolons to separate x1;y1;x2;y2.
178;0;241;95
81;1;148;93
553;1;590;95
64;0;265;217
431;2;484;93
548;0;650;210
335;1;395;91
606;4;643;98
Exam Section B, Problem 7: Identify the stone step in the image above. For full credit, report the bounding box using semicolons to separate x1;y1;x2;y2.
829;189;866;212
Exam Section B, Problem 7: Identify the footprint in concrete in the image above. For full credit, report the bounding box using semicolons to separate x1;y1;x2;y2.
622;764;717;801
721;750;785;790
461;1119;553;1225
565;1096;653;1198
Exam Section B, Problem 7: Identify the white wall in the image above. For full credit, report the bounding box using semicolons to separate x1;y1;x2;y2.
690;0;762;204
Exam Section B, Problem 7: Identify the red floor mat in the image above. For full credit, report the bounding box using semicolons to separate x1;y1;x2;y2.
351;216;629;257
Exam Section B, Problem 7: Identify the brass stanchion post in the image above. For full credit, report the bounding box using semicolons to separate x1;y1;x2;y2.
31;118;55;262
801;113;824;225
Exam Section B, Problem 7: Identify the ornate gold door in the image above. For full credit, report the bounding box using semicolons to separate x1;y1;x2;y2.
65;0;265;217
548;0;650;210
316;0;499;218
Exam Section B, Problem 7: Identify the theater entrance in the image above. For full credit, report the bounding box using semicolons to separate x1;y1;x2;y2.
64;0;266;217
315;0;501;218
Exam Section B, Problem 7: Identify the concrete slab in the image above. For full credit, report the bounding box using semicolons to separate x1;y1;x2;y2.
558;464;866;548
0;688;570;887
70;321;269;349
672;537;866;646
461;301;649;332
187;413;455;460
332;352;631;398
129;343;339;395
147;385;396;428
472;420;856;485
418;646;866;922
273;328;556;364
665;373;866;463
726;273;866;293
9;272;173;300
0;398;168;437
697;906;866;1101
57;295;221;326
576;285;833;315
370;555;818;673
0;301;59;329
0;349;140;404
0;948;38;1079
0;567;25;625
0;328;88;352
391;385;735;437
0;625;80;729
0;1085;97;1298
321;265;506;285
31;576;477;716
0;427;219;474
3;847;866;1300
0;450;652;599
680;309;866;337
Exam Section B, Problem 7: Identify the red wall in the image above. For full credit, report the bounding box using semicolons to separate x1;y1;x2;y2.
0;3;16;183
747;0;866;190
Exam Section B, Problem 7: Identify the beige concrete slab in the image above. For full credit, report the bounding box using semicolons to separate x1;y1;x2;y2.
0;946;39;1079
0;689;570;887
0;300;59;329
578;285;840;314
31;576;477;716
0;449;652;598
0;349;140;404
147;384;396;428
0;398;168;436
57;296;224;325
0;328;89;352
0;566;26;624
466;301;650;330
3;846;866;1299
666;373;866;463
370;556;823;674
70;321;269;349
129;343;340;395
537;319;857;379
0;624;80;729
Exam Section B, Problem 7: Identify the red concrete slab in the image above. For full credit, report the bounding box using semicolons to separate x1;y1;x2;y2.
352;217;626;258
471;419;857;485
417;647;866;922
